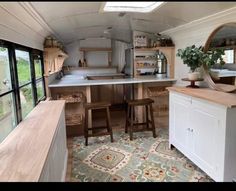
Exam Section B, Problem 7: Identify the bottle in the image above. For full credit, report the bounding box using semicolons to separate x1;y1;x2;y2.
78;59;82;67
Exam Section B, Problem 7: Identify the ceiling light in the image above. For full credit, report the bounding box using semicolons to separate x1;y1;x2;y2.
103;2;165;13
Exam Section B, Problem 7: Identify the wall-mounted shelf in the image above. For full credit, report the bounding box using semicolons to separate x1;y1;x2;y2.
135;47;175;51
44;47;68;76
136;66;156;69
133;31;175;78
80;47;112;52
135;58;157;61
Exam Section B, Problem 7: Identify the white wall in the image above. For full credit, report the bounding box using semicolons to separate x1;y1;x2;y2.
64;38;112;67
64;41;80;66
162;6;236;86
0;2;51;50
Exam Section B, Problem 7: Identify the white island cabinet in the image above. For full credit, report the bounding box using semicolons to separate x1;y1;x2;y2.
168;87;236;182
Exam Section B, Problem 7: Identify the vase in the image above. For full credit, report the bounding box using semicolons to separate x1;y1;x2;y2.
188;72;199;80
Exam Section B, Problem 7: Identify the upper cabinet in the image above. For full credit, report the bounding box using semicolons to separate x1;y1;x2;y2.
43;36;68;76
133;31;175;78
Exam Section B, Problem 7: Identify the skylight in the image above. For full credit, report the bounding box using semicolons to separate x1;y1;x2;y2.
103;2;164;13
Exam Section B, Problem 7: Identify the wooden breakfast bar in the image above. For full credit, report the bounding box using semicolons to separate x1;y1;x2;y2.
48;75;176;134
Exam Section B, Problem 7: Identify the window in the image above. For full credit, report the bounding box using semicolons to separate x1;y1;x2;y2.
223;49;234;64
102;2;164;13
0;40;45;142
0;46;17;142
16;49;34;118
33;54;45;103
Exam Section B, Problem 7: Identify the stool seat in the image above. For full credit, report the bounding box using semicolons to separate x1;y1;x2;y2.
127;98;154;106
84;101;111;109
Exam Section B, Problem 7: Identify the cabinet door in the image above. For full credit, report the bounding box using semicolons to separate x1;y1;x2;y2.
169;92;191;154
190;98;225;180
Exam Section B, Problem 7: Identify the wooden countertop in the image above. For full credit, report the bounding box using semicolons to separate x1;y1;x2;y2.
0;100;65;181
167;86;236;108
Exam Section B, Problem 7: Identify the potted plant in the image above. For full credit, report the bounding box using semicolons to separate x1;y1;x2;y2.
176;45;204;80
177;45;225;80
202;48;225;69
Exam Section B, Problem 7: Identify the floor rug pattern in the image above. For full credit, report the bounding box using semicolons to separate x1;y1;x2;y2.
71;128;213;182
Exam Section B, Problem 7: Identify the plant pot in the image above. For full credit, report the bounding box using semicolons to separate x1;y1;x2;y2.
188;72;199;80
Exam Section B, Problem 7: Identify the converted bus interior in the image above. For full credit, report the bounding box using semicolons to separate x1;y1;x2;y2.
1;1;236;182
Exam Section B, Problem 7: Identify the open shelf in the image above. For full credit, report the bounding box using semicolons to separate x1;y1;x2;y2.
65;114;83;126
135;58;156;61
135;47;175;51
56;92;84;103
80;47;112;52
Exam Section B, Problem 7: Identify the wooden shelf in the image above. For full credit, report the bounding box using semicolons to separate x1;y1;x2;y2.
147;86;169;97
136;66;156;69
65;114;83;126
56;92;84;103
135;58;156;61
210;45;236;50
80;47;112;52
135;47;175;51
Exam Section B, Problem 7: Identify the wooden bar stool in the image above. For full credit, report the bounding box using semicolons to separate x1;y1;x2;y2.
125;98;156;140
84;101;113;146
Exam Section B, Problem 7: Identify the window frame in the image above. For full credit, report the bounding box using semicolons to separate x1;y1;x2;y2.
0;39;46;128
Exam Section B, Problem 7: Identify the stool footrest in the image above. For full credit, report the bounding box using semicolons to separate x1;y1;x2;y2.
88;126;109;130
132;128;155;132
87;132;111;137
127;121;152;126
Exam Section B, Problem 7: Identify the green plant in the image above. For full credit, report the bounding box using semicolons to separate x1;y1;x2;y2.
176;45;204;72
202;48;225;69
176;45;225;72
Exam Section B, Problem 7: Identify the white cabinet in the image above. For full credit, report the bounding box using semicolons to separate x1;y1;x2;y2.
169;91;236;182
169;93;191;154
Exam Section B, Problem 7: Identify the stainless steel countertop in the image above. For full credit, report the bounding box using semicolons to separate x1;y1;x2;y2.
49;75;177;88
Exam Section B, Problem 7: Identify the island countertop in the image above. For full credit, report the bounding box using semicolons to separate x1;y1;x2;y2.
0;100;65;181
49;75;177;88
167;86;236;108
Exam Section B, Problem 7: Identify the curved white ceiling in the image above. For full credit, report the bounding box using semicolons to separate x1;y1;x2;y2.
30;2;236;44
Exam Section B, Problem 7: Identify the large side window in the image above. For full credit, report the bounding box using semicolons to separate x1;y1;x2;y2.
15;49;34;119
33;53;45;103
0;46;17;142
0;40;46;142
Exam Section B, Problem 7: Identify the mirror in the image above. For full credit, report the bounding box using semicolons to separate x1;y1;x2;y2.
203;22;236;92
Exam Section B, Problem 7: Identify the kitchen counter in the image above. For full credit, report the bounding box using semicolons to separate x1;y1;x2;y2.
167;86;236;108
86;73;125;77
49;75;177;88
211;69;236;77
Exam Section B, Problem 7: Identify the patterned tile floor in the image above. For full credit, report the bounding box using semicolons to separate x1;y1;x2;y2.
71;128;213;182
